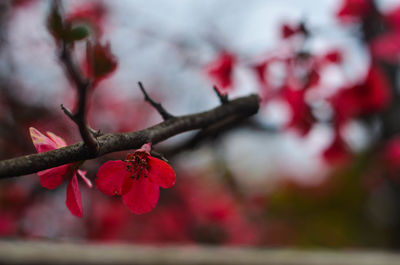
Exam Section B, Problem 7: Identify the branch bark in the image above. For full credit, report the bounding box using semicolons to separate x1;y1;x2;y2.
0;95;259;178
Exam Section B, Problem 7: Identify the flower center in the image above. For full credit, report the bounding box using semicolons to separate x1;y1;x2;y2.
125;151;150;180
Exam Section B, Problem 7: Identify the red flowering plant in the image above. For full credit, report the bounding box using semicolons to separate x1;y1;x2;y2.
206;51;236;95
29;127;92;217
96;143;176;214
84;41;118;86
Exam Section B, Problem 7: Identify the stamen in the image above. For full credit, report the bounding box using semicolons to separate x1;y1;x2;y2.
125;151;150;179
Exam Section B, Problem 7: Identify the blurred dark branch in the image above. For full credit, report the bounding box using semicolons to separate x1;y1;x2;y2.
162;116;271;158
138;82;174;120
48;1;99;154
0;95;259;178
59;40;99;154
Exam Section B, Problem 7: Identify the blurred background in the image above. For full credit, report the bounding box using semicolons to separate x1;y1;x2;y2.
2;0;400;249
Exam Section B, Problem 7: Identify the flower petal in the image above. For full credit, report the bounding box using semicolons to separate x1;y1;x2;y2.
29;127;59;153
37;165;69;189
96;160;132;196
148;156;176;188
66;174;83;217
46;131;67;148
122;177;159;214
77;169;92;188
139;142;151;154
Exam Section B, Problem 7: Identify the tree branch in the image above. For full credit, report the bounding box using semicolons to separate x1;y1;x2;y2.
50;0;98;154
0;94;259;178
59;41;99;154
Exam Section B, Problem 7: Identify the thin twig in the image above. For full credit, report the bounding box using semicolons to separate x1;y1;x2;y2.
213;85;229;104
58;33;99;154
60;104;74;120
138;81;174;120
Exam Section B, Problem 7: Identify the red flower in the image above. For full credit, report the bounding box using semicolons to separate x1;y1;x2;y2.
331;65;390;126
385;6;400;30
253;60;273;101
383;136;400;169
370;31;400;62
96;143;176;214
381;136;400;182
206;52;236;94
322;133;349;164
336;0;371;23
29;127;92;217
320;49;343;65
283;88;315;136
85;41;118;85
280;23;307;39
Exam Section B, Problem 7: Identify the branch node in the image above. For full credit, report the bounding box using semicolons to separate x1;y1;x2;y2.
138;82;174;120
213;86;229;105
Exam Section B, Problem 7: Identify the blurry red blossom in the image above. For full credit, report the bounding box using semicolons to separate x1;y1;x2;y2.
11;0;36;9
206;51;236;94
383;136;400;169
385;6;400;30
29;127;92;217
283;88;315;136
0;213;17;236
321;49;343;65
253;61;269;86
305;69;320;89
253;59;275;101
280;23;307;39
336;0;371;22
331;65;390;126
87;194;133;241
322;133;350;164
85;41;118;85
177;177;257;245
96;143;176;214
370;31;400;62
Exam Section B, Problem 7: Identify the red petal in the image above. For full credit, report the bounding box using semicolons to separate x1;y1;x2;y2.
370;32;400;62
46;131;67;148
322;134;349;164
206;52;235;91
37;165;68;189
66;174;83;217
77;169;92;188
96;160;132;196
384;137;400;168
122;177;159;214
148;157;176;188
336;0;370;22
29;127;58;153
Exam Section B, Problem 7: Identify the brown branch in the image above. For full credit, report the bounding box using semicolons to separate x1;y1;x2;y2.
59;41;99;154
49;0;98;154
138;81;174;120
0;94;259;178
